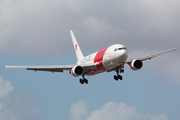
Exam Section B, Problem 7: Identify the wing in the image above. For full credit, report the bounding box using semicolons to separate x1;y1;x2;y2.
4;65;74;72
107;48;177;72
4;63;99;73
125;48;177;64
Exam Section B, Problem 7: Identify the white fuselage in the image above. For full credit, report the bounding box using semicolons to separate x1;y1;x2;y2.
76;44;128;76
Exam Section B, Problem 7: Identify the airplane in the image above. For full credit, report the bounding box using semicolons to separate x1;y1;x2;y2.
4;30;177;84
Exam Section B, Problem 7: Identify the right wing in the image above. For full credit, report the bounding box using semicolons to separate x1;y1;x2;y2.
4;65;74;72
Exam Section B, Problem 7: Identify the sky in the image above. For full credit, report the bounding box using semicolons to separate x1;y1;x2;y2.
0;0;180;120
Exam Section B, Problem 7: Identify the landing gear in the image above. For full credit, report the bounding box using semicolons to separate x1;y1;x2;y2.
79;79;88;84
120;69;124;73
114;75;118;81
79;75;88;84
114;75;122;81
114;66;124;81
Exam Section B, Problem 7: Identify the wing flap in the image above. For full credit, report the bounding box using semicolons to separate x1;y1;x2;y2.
26;68;64;72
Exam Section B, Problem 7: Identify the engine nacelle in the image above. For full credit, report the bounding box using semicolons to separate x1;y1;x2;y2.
130;59;143;70
71;66;84;77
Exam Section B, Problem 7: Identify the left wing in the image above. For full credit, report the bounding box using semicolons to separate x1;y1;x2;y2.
125;48;177;64
107;48;177;72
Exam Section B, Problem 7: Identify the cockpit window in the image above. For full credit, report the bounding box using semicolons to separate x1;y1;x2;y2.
114;47;127;51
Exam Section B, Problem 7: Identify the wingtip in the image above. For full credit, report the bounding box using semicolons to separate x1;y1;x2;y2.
171;48;177;52
167;48;177;52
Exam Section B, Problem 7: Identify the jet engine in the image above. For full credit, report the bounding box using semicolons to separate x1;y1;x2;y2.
71;66;84;77
130;59;143;70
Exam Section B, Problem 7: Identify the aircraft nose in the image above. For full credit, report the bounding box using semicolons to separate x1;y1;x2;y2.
114;48;128;62
122;49;128;60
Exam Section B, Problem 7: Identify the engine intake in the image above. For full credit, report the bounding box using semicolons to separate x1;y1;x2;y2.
71;66;84;77
130;59;143;70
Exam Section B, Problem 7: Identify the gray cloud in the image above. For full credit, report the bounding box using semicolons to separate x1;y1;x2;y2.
0;0;179;84
1;0;179;54
0;76;40;120
70;100;169;120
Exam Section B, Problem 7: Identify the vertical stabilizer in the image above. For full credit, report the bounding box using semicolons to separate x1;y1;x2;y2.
70;30;84;61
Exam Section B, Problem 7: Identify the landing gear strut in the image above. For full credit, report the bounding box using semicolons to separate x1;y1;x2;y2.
79;74;88;84
114;66;124;81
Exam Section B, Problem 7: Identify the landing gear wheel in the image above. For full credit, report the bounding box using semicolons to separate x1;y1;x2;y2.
114;66;124;81
84;79;88;84
114;75;118;81
79;78;88;84
118;75;123;80
80;79;83;84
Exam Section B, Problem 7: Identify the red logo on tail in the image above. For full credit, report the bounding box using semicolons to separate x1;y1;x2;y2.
75;44;77;51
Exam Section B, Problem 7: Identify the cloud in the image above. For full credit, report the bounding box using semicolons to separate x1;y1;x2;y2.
83;16;127;37
70;100;88;120
0;76;40;120
0;0;72;55
0;0;179;55
127;49;179;86
70;101;168;120
150;53;180;86
0;0;179;84
0;76;13;98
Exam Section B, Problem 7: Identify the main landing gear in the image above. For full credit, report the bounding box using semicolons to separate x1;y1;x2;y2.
114;67;124;81
79;75;88;84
